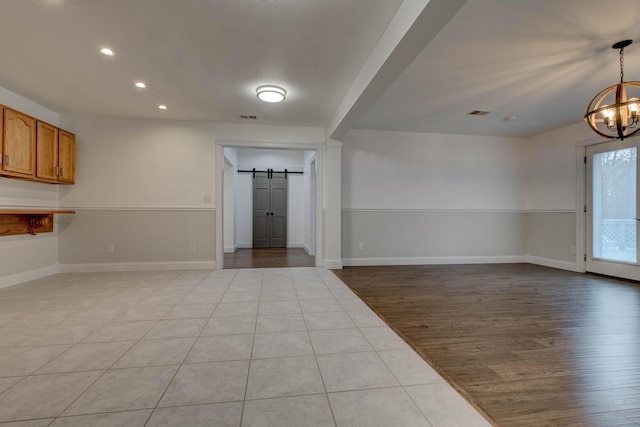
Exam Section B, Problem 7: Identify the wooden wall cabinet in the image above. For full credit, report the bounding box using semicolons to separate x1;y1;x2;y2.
36;122;75;184
0;104;75;185
1;107;36;178
57;130;75;184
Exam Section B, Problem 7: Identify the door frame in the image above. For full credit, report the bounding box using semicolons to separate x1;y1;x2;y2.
584;140;639;280
576;136;638;277
215;140;324;269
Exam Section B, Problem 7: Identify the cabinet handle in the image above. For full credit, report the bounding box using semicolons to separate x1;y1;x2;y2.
55;166;59;176
4;155;9;166
59;167;64;177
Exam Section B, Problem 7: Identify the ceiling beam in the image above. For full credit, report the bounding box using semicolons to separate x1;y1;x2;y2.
326;0;467;140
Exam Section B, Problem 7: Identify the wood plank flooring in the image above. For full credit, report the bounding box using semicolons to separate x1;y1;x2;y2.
223;248;315;269
332;263;640;427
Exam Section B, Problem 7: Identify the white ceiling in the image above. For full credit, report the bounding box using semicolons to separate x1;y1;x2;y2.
355;0;640;138
0;0;403;127
1;0;640;139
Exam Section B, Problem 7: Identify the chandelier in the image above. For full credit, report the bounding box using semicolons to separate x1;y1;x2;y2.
585;40;640;140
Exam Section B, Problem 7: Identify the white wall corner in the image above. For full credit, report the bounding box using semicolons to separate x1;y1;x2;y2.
0;264;60;290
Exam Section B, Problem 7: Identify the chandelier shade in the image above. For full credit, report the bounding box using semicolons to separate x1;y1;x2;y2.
584;40;640;140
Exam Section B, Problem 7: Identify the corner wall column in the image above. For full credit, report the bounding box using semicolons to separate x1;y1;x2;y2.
323;139;343;269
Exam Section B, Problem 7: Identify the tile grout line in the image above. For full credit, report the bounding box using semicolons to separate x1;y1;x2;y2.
50;271;195;425
238;267;263;427
300;268;339;427
143;268;237;427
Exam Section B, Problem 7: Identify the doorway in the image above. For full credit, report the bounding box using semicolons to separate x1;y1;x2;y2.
586;140;639;281
217;145;320;269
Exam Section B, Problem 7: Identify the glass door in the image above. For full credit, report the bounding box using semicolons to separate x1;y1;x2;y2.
586;141;639;281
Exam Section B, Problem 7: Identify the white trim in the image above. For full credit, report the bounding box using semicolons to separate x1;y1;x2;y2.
324;259;343;269
59;261;216;273
217;139;323;150
286;243;305;249
0;264;59;289
236;243;252;249
342;255;526;267
59;206;216;212
224;247;236;253
0;201;58;209
303;243;313;256
342;208;575;213
575;145;587;272
216;138;326;270
526;256;579;272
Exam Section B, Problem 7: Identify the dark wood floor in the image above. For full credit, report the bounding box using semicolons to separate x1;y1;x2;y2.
333;263;640;427
223;248;315;269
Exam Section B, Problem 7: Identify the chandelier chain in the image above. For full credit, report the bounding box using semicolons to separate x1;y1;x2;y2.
620;46;625;82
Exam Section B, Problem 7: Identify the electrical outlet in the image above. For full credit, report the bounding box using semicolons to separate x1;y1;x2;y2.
190;244;197;252
570;246;576;254
107;245;114;254
203;195;212;204
381;242;387;250
358;242;364;250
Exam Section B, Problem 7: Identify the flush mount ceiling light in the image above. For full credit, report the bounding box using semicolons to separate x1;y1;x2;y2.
99;47;114;56
585;40;640;140
256;85;286;103
134;81;146;89
158;104;167;110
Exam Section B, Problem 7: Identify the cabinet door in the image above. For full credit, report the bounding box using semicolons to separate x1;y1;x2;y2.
2;108;36;177
36;121;59;181
58;130;75;184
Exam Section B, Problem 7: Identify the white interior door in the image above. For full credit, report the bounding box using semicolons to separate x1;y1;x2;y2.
586;141;639;281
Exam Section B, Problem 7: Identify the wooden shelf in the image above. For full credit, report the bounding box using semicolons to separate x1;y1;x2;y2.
0;209;75;236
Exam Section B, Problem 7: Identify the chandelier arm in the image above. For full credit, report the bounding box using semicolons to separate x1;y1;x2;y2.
615;82;624;139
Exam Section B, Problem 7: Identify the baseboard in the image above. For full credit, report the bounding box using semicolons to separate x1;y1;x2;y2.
303;243;314;256
286;243;304;249
526;255;579;272
324;259;343;269
0;264;60;289
342;255;527;267
236;243;252;249
59;261;217;273
224;247;236;253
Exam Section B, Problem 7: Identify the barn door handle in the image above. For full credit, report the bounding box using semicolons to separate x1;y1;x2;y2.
635;218;640;221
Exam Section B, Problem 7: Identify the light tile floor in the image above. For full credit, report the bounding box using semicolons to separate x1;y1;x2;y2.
0;268;491;426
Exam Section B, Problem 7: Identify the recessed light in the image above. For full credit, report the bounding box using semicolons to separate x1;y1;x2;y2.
158;105;167;110
134;82;146;89
100;47;114;56
256;85;286;103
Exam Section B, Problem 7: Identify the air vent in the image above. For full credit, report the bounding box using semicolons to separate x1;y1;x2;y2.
467;110;490;116
240;115;257;119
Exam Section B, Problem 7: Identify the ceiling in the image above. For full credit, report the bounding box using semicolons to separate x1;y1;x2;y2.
1;0;639;139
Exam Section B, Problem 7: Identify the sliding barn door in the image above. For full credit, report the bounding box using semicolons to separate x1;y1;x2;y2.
252;171;287;248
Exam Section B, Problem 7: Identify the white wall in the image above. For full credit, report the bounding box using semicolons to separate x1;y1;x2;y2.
223;147;238;253
0;87;61;287
525;122;597;269
302;151;317;254
342;129;529;265
56;115;324;271
343;129;528;210
56;115;217;270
